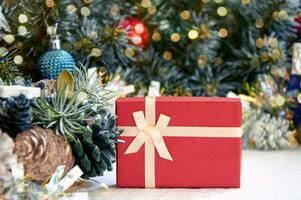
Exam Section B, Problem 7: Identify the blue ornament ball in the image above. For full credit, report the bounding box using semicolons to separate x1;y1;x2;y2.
37;49;75;79
288;74;301;128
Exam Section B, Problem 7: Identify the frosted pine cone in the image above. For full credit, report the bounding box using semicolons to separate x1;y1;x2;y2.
15;127;74;183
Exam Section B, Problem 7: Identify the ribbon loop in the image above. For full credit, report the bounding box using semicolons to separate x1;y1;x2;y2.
125;110;173;160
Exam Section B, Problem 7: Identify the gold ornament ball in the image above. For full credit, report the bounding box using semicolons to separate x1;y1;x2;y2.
141;0;152;8
198;54;208;67
255;18;264;29
255;38;264;48
67;4;77;13
18;26;27;36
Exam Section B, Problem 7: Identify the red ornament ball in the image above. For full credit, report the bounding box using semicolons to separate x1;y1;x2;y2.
295;16;301;37
118;17;150;49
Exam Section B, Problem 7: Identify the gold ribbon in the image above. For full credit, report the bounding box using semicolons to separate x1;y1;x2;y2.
119;96;243;188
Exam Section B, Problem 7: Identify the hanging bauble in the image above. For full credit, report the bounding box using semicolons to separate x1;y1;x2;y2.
295;16;301;38
118;17;150;49
36;26;75;79
288;43;301;129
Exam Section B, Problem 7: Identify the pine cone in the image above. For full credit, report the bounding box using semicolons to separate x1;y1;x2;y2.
71;108;122;178
15;127;74;183
0;94;32;137
33;80;57;96
0;129;17;199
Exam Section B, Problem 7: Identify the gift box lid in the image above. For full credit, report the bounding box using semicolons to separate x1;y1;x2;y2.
116;97;242;127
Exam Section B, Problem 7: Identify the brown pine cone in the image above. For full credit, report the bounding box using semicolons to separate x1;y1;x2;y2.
15;126;74;183
0;128;17;199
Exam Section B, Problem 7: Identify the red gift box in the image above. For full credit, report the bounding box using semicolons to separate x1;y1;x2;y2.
116;96;242;188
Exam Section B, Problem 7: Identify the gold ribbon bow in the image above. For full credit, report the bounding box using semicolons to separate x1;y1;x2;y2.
124;111;173;161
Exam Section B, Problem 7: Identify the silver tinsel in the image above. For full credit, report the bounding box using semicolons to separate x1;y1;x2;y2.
248;112;291;150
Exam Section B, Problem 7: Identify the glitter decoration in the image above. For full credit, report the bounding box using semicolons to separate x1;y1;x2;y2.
18;14;28;24
18;26;27;36
163;51;172;60
180;10;190;20
4;34;15;44
188;29;199;40
170;33;180;42
124;48;135;57
255;18;264;28
13;55;23;65
80;7;91;16
152;32;161;41
91;48;102;57
217;6;227;17
218;28;228;38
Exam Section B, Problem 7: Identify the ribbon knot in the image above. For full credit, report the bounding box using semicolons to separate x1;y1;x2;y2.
124;111;173;161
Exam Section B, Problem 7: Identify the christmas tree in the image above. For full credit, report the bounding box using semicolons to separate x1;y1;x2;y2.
1;0;299;96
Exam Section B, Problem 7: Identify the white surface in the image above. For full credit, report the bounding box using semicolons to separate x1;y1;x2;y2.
79;148;301;200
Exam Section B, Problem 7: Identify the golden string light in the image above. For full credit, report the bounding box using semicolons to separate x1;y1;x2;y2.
18;26;27;36
217;6;227;17
180;10;190;20
218;28;228;38
45;0;55;8
152;32;161;41
14;55;23;65
255;18;264;28
198;54;208;67
141;0;152;8
80;7;91;16
241;0;251;4
255;38;264;48
67;4;77;13
124;48;135;57
170;33;181;42
134;24;145;34
4;34;15;44
188;29;199;40
91;48;102;57
18;14;28;24
147;6;157;14
163;51;172;60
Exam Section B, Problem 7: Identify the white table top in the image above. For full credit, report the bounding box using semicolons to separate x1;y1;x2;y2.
69;148;301;200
